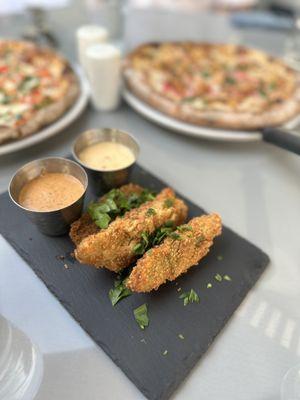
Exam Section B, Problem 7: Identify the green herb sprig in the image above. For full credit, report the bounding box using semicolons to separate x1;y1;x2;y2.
133;220;180;256
88;188;156;229
109;278;132;306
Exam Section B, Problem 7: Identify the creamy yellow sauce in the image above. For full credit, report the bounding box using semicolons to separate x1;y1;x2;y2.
78;141;135;171
19;173;84;212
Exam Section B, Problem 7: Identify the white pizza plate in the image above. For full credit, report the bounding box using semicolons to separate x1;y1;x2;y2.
0;66;90;156
123;89;300;142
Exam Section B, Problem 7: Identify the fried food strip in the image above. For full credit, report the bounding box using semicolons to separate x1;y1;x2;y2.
126;213;222;292
70;183;144;246
75;188;188;272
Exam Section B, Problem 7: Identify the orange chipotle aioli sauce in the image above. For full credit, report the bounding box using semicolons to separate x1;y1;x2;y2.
19;173;84;212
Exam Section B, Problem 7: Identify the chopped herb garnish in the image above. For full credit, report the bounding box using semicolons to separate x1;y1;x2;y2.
179;289;200;306
34;97;53;110
0;90;11;105
178;334;185;340
146;207;156;216
109;278;132;306
181;96;199;103
164;198;174;208
88;188;156;230
214;273;223;282
195;234;205;247
168;232;181;240
162;350;168;356
133;221;176;256
217;255;223;261
92;211;111;229
164;220;175;228
223;275;232;281
207;283;212;289
259;88;267;98
133;231;150;255
225;76;236;85
201;70;211;79
134;304;149;330
19;76;40;93
177;225;193;233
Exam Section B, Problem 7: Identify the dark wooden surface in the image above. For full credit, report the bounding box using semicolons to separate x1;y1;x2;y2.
0;164;269;400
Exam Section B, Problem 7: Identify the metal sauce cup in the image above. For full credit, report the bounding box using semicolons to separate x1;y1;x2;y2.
9;157;88;236
72;128;139;195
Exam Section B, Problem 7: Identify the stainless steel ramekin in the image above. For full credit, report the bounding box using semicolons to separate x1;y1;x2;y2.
72;128;140;195
9;157;88;236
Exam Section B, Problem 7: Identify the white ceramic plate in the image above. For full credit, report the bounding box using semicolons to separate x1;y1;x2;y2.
0;66;89;156
123;90;300;142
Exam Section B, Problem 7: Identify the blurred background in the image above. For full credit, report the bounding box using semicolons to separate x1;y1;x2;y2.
1;0;300;67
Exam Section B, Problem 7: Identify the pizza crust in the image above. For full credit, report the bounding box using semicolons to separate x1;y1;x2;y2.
123;43;300;131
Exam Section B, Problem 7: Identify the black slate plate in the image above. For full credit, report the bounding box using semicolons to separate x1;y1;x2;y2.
0;164;269;400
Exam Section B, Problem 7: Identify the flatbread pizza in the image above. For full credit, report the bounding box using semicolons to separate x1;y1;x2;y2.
0;40;80;144
123;42;300;130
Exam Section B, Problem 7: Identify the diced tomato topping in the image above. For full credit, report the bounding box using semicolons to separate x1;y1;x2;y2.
38;68;51;78
233;71;247;81
163;82;174;92
23;90;42;105
0;65;8;73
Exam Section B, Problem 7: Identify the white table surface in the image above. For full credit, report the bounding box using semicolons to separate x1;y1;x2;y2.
1;3;300;399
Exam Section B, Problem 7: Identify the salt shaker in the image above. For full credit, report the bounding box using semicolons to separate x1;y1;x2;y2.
85;43;121;111
76;25;108;71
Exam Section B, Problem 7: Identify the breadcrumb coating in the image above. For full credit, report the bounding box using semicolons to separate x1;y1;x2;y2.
69;183;144;246
126;213;222;292
75;188;188;272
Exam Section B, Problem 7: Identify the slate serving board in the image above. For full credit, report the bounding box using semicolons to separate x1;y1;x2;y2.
0;164;269;400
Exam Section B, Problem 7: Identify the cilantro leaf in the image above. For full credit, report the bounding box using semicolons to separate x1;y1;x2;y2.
195;234;205;247
109;278;132;306
134;304;149;330
177;225;192;232
179;289;200;306
88;188;156;230
214;273;223;282
164;198;174;208
146;208;156;216
94;213;111;229
168;232;181;240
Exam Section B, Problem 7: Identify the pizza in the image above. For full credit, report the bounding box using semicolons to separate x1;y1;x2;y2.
0;40;80;144
123;42;300;130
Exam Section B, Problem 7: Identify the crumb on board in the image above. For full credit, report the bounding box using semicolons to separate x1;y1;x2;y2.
64;264;69;269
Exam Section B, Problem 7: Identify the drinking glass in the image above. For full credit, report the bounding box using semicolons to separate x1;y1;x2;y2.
0;315;43;400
